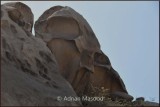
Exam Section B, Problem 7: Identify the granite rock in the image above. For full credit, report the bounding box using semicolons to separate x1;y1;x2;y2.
1;2;81;106
34;5;133;100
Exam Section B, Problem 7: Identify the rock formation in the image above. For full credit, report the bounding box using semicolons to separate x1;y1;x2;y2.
1;2;159;106
34;5;133;100
1;2;81;106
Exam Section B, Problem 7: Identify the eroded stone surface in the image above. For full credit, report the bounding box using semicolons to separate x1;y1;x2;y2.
34;6;133;100
2;2;159;106
3;2;33;32
1;2;81;106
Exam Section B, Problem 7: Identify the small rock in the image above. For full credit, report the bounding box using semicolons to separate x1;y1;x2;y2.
136;97;145;101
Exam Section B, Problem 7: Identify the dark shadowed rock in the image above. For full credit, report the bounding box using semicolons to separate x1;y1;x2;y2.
110;91;134;101
1;2;81;106
136;97;145;101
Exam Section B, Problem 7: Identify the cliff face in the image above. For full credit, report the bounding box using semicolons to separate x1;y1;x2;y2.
1;2;81;106
1;2;159;106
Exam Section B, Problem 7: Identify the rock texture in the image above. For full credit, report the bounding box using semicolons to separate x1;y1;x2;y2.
35;5;133;100
1;2;159;106
1;2;81;106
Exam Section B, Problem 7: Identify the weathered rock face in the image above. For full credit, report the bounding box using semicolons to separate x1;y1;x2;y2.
34;6;133;100
1;2;81;106
2;2;159;106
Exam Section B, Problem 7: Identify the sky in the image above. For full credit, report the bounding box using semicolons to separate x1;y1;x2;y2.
1;1;159;103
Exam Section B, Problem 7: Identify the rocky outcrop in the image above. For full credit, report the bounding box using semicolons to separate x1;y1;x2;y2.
2;2;158;106
34;5;133;100
1;2;81;106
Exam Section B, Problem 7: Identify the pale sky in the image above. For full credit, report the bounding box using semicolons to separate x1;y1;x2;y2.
1;1;159;102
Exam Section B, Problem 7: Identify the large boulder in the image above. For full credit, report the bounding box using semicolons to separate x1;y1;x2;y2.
34;6;133;100
1;2;81;106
